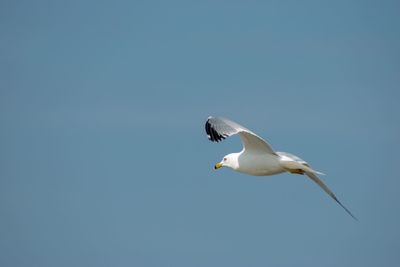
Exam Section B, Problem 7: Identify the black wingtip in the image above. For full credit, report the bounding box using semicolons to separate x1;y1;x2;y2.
205;118;226;142
333;196;358;221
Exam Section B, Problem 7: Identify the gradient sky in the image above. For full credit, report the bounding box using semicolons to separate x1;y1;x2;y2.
1;0;400;266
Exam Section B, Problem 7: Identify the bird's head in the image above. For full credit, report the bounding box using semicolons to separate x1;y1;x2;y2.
214;153;239;170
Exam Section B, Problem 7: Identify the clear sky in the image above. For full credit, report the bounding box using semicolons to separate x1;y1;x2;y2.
1;0;399;266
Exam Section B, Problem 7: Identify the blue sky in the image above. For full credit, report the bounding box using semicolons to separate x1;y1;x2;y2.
1;0;399;266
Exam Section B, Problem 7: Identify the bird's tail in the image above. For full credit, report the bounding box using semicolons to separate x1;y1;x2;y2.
303;165;325;176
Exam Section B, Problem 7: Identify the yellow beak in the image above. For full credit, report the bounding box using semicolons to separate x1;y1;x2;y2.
214;162;223;169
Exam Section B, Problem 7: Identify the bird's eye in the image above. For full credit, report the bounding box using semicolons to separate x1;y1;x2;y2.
223;158;227;161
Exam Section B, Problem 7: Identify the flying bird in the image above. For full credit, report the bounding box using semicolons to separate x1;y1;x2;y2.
205;116;357;220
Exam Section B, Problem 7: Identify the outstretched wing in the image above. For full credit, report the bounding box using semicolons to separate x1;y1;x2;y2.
277;152;357;220
205;116;276;155
306;171;358;220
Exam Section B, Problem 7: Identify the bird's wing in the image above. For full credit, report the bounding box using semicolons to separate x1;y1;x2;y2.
276;152;310;166
205;116;277;155
305;171;357;220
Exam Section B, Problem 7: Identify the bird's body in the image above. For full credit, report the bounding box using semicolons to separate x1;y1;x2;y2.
228;151;285;176
205;116;357;220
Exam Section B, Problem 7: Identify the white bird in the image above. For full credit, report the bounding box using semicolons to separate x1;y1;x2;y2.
205;116;357;220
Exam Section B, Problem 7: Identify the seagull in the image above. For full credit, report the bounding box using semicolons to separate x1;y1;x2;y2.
205;116;357;220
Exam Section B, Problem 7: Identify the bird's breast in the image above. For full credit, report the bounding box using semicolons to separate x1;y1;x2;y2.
236;153;285;176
